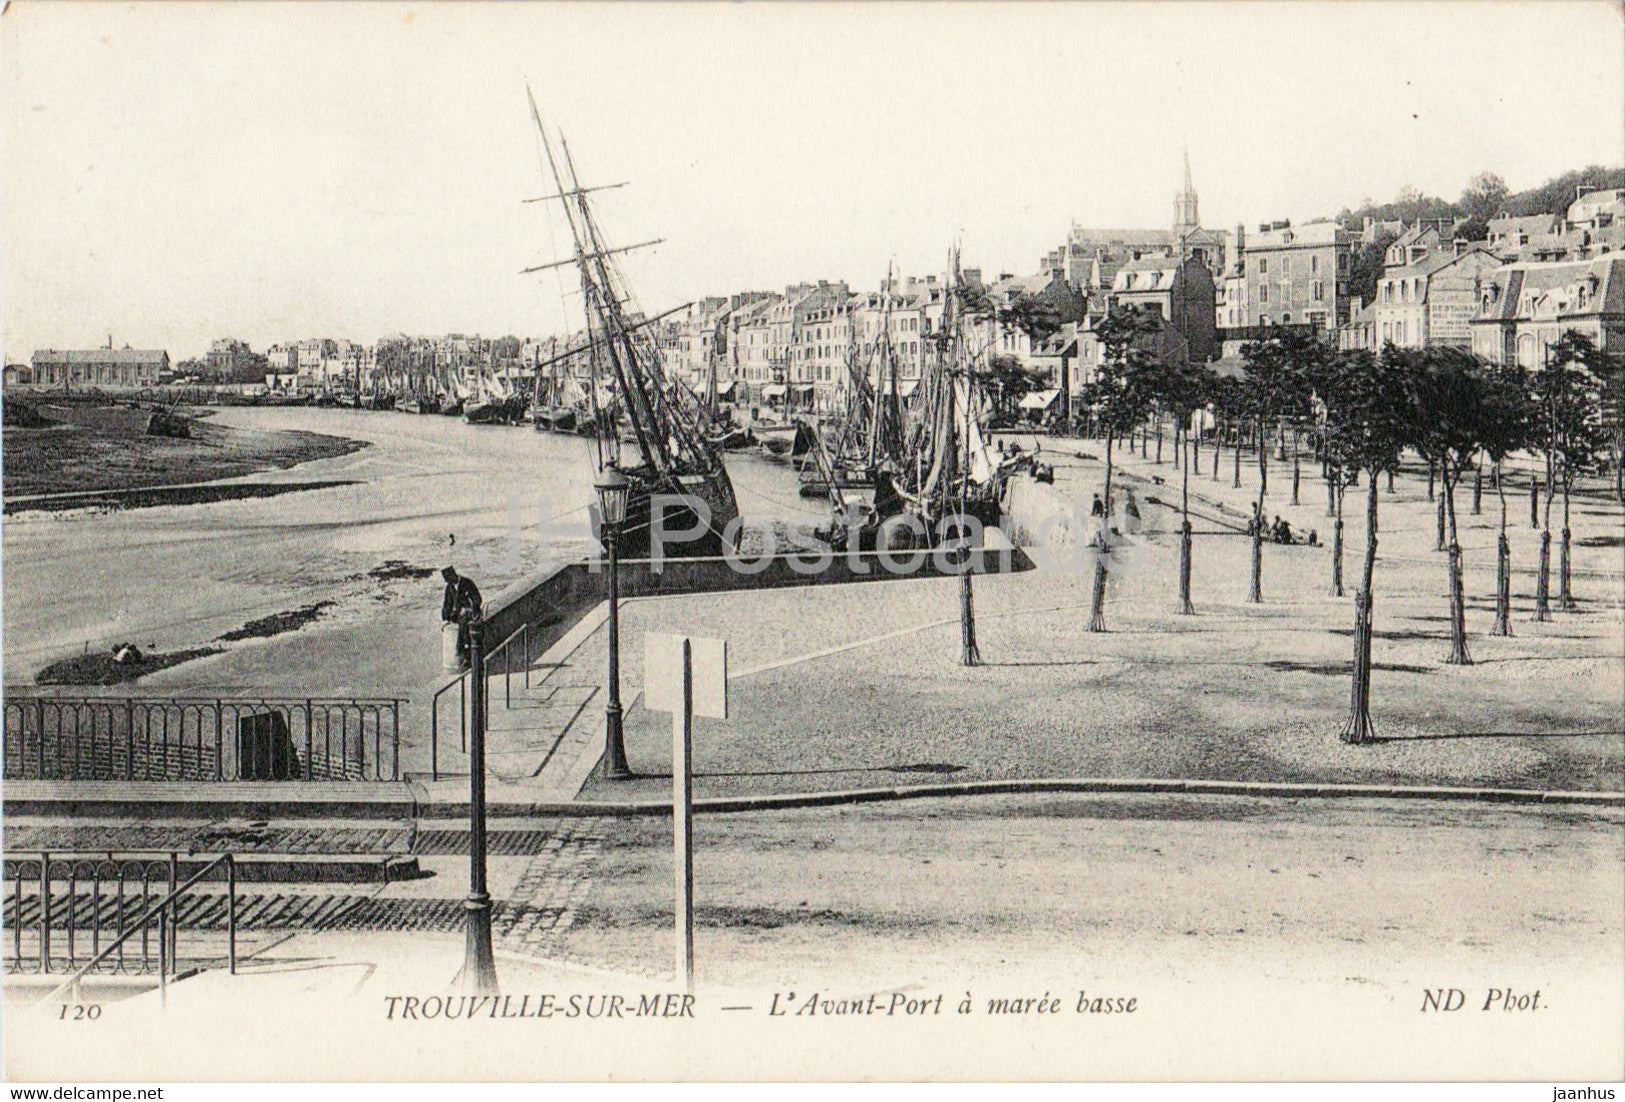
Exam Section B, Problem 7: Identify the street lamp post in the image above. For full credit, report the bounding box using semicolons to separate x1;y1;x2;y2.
461;617;498;994
596;464;632;780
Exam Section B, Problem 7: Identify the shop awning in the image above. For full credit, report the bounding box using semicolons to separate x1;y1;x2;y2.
762;384;787;398
714;380;736;396
1019;388;1060;411
793;384;815;394
894;378;920;398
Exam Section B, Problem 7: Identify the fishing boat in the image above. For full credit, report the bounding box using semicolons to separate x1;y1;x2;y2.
818;250;1011;552
526;90;738;558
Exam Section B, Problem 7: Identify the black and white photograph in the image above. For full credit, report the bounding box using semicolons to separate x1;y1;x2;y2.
2;0;1622;1086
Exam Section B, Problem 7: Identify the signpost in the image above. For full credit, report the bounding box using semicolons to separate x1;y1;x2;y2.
644;632;727;993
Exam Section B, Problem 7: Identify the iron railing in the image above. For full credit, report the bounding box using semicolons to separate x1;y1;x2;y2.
429;622;537;780
4;852;237;999
2;695;402;782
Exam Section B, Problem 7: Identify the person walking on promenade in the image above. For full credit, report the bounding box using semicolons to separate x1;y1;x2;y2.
441;565;483;669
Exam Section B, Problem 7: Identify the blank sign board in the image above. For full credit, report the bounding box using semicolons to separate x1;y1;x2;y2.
644;633;728;719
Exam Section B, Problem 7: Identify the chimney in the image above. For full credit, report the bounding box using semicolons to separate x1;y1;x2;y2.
1454;238;1469;257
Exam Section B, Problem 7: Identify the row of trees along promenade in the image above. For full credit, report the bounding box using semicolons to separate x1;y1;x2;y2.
1069;308;1622;746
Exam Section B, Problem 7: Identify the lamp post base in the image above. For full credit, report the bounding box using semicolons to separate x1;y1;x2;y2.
460;891;498;995
603;703;631;780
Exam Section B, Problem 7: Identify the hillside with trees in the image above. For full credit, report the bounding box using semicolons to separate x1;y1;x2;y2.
1335;165;1624;231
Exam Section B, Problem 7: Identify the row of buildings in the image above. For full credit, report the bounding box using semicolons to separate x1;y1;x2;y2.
10;169;1622;404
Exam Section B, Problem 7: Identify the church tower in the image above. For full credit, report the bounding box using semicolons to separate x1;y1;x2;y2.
1173;147;1200;242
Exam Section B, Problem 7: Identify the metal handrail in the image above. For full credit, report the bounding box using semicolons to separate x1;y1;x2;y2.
37;852;236;1006
485;622;530;709
429;672;468;781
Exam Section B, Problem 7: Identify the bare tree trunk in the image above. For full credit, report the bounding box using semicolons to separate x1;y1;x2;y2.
1232;421;1242;488
1529;476;1539;529
1155;422;1163;464
1386;468;1394;494
1250;419;1267;603
1089;530;1109;633
1427;460;1435;502
960;569;981;666
1103;429;1116;518
1492;470;1512;636
1212;419;1221;480
1472;460;1483;516
1325;461;1336;517
1435;494;1446;552
1535;454;1554;620
1330;482;1345;597
1341;474;1380;744
1444;468;1471;665
1179;423;1194;615
1558;470;1575;610
1291;429;1301;506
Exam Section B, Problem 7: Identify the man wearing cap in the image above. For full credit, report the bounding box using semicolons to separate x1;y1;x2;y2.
441;566;483;668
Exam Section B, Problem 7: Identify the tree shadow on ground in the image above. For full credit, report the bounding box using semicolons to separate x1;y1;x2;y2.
1372;729;1622;743
1263;659;1435;676
1326;628;1446;642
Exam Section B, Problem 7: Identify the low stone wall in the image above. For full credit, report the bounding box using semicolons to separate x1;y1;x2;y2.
479;536;1037;660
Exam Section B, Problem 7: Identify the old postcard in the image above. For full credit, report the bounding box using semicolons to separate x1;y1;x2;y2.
3;0;1622;1085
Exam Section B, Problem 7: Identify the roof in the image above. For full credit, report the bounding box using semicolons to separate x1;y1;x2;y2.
1247;221;1351;250
1112;262;1177;292
1384;245;1502;286
1567;188;1624;221
1475;256;1625;322
1069;227;1177;248
32;348;168;365
989;272;1052;297
1488;212;1560;237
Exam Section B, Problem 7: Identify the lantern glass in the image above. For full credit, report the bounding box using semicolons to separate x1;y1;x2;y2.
595;464;630;528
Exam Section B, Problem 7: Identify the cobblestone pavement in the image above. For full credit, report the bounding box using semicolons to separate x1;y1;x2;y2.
5;820;579;857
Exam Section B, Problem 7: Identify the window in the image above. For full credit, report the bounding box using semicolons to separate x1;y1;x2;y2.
1313;281;1324;301
1282;256;1291;277
1261;315;1272;326
1260;284;1269;304
1311;255;1319;274
1283;313;1292;324
1338;253;1348;273
1259;258;1269;275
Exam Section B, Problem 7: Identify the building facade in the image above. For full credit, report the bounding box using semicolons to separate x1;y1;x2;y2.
1374;245;1504;350
29;348;168;388
1469;256;1625;367
1239;220;1356;330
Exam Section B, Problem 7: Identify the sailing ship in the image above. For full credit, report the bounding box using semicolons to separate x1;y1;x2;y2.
526;91;739;558
464;370;526;424
817;251;1011;552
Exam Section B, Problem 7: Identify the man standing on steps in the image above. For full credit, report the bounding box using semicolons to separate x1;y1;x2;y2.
441;565;483;669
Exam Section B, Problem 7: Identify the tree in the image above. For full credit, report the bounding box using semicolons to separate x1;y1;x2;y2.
1080;305;1161;631
1460;171;1510;223
1152;358;1215;614
1533;333;1611;615
1346;229;1398;318
1599;347;1625;505
1403;346;1515;664
1478;363;1538;636
975;353;1046;419
1322;348;1413;744
1238;329;1324;602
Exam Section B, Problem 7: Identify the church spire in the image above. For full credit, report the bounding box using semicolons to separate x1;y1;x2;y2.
1174;146;1200;239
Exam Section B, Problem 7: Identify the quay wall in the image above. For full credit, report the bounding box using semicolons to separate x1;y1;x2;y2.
479;530;1037;660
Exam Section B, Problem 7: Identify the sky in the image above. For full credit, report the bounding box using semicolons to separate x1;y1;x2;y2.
3;1;1622;361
